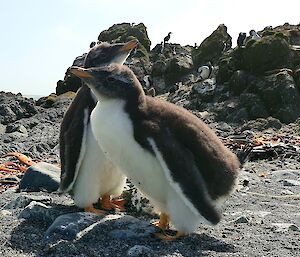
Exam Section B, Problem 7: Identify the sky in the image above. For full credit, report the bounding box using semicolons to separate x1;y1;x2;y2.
0;0;299;96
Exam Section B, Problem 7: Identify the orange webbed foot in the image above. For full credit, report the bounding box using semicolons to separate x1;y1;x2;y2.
152;212;170;230
100;195;127;211
155;231;186;241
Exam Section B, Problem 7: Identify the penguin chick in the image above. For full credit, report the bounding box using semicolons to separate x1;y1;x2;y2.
59;40;138;215
70;64;241;239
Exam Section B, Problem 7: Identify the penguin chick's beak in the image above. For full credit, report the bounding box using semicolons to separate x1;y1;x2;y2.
69;67;94;79
119;39;138;53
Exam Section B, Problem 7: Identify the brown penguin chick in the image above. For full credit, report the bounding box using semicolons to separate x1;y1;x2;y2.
69;64;241;240
59;40;138;214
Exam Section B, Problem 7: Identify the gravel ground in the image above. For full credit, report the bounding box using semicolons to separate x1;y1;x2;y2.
0;93;299;257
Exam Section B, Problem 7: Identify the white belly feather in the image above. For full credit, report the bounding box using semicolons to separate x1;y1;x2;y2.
90;99;204;232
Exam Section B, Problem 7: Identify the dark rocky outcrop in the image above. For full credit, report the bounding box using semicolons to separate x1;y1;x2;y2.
192;24;232;67
0;92;37;125
54;22;300;123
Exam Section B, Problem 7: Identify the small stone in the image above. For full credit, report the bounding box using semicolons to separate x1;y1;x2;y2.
233;216;250;224
271;223;300;232
18;201;55;222
44;212;103;244
0;210;12;216
4;195;51;210
19;162;60;192
282;179;300;187
127;245;153;257
281;189;295;195
288;224;300;232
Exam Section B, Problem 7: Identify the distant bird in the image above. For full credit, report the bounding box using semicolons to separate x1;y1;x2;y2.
59;40;138;214
90;41;96;48
237;32;247;47
249;29;261;40
197;62;214;81
163;32;172;45
160;42;164;53
70;64;241;240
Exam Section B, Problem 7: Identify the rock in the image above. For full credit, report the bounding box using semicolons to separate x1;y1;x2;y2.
18;201;55;223
98;22;151;62
44;213;158;246
256;71;300;123
108;215;157;239
282;179;300;186
0;210;12;216
165;55;193;83
192;79;216;102
233;216;250;224
5;124;27;134
240;35;292;74
4;194;52;210
0;92;38;124
44;212;101;244
192;24;232;66
19;162;60;192
127;245;153;257
271;223;300;232
241;117;282;131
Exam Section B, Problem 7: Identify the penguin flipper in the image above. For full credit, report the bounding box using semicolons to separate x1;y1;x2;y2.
151;128;221;225
59;86;96;192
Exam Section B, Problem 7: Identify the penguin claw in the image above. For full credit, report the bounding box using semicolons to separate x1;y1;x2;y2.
111;198;127;211
155;231;186;241
84;206;107;215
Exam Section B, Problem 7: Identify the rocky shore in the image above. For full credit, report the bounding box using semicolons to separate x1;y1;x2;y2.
0;22;300;256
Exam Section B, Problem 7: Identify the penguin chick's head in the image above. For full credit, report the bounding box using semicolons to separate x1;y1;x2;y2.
70;64;143;101
84;39;138;68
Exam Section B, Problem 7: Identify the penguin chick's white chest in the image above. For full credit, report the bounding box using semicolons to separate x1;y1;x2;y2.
90;99;168;207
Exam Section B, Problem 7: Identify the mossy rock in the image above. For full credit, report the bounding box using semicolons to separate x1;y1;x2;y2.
240;36;292;74
164;56;193;83
257;71;300;123
98;22;151;59
192;24;232;66
56;73;82;95
151;60;167;77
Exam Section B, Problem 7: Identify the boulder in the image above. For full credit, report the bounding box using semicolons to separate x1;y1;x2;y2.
165;55;193;83
0;92;37;124
98;23;151;62
19;162;61;192
192;24;232;66
256;70;300;123
240;35;292;74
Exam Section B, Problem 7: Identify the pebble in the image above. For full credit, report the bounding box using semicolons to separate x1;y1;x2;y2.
281;189;295;195
19;162;60;192
233;216;250;224
127;245;153;257
4;194;52;210
271;223;300;232
282;179;300;187
0;210;12;216
44;212;103;244
18;201;55;222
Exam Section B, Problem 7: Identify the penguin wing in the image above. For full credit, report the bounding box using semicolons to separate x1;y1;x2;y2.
150;127;221;224
59;86;96;192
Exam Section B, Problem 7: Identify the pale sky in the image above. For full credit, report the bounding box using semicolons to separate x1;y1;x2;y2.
0;0;299;96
